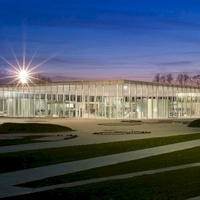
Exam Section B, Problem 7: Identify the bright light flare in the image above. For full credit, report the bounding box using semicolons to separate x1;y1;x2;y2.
10;66;36;87
0;53;38;86
0;44;54;87
19;70;28;84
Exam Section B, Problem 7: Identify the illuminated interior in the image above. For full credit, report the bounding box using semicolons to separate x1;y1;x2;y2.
0;80;199;119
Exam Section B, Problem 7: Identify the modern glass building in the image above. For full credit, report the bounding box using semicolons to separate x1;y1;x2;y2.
0;79;200;119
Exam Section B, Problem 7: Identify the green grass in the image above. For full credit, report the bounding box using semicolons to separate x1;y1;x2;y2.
3;167;200;199
19;146;200;188
1;133;200;173
0;134;78;146
188;119;200;127
0;122;73;133
0;135;49;146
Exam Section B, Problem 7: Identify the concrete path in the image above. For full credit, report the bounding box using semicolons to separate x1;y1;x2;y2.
1;139;200;198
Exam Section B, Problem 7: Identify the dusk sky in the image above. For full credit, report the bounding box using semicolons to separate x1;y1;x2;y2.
1;0;200;82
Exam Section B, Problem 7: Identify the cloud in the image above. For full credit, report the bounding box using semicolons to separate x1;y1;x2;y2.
21;6;200;35
2;0;200;35
50;75;85;82
156;61;193;66
179;51;200;55
37;56;140;70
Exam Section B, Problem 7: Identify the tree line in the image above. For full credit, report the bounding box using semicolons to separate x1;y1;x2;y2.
0;72;52;84
152;73;200;86
34;73;52;83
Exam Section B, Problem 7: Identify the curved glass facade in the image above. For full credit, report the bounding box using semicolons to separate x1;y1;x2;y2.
0;80;200;119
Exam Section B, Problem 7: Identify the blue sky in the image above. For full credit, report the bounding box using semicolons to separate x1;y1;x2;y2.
1;0;200;82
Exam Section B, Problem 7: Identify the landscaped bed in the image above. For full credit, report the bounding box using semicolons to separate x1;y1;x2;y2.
0;122;74;133
188;119;200;127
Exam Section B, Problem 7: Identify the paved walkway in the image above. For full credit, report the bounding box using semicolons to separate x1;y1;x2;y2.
1;139;200;198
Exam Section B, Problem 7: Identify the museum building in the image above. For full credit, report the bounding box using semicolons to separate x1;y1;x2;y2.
0;79;200;119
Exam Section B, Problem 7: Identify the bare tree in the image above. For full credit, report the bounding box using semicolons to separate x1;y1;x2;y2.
153;73;174;84
160;75;166;83
165;74;173;83
176;73;190;85
153;73;161;82
191;75;200;86
34;73;52;83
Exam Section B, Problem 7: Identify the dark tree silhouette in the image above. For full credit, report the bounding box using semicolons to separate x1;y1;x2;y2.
153;73;174;84
34;73;52;83
153;73;161;82
176;73;190;85
160;75;166;83
191;75;200;86
165;74;173;83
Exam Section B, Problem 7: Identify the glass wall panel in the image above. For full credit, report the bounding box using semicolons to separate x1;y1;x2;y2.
129;83;137;119
0;80;200;119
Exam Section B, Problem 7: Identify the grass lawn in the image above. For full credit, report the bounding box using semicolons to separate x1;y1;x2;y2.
19;145;200;188
0;122;75;146
1;133;200;173
188;119;200;127
0;122;73;133
1;123;200;200
0;135;49;146
3;166;200;199
1;120;200;199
